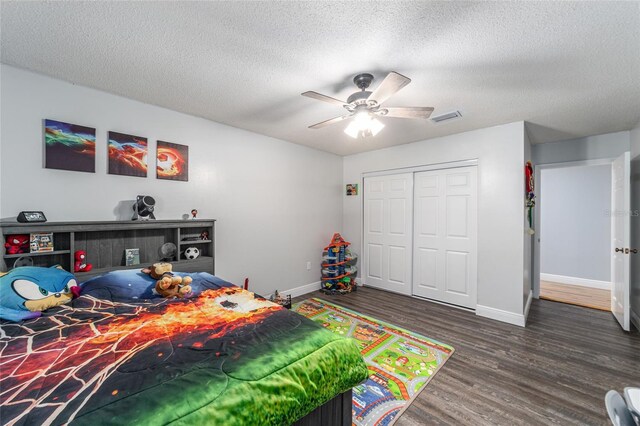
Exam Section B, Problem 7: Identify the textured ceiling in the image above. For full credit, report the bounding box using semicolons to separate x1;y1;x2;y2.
2;1;639;156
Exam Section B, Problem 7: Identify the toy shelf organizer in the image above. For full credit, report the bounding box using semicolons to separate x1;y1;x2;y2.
321;233;357;294
1;220;215;282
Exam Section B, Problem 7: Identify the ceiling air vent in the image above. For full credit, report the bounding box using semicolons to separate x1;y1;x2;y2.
431;110;462;123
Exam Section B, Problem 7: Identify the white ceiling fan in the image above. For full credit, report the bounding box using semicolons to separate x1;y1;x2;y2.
302;72;434;139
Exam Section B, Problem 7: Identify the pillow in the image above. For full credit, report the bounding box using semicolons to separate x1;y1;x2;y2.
80;269;234;301
0;265;79;322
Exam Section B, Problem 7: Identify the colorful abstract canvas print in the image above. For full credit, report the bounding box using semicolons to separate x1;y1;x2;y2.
108;131;148;177
44;119;96;173
156;141;188;181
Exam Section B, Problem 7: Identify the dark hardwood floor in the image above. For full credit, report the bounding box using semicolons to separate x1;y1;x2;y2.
293;287;640;426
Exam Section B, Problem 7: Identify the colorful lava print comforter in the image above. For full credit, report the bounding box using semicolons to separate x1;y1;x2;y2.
0;271;368;425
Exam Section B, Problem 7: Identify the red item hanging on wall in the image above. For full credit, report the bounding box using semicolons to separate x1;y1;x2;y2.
525;161;534;193
525;161;535;234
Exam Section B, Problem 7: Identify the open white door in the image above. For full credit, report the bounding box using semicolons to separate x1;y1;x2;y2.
612;152;630;331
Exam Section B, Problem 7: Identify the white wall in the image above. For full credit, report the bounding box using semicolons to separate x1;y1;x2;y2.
630;122;640;330
532;131;630;164
540;165;612;283
0;65;343;296
343;121;527;323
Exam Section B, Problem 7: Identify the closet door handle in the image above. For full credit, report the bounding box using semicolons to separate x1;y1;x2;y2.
615;247;624;253
631;248;638;254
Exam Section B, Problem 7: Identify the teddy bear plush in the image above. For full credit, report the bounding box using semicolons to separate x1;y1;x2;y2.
4;234;29;255
141;262;192;299
74;250;93;272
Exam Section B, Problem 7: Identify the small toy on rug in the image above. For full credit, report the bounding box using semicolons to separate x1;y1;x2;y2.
4;234;29;255
0;265;80;322
269;290;292;309
142;262;193;299
74;250;93;272
321;276;357;295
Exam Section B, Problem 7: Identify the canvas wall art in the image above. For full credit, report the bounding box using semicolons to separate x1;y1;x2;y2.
156;141;188;181
108;131;148;177
44;119;96;173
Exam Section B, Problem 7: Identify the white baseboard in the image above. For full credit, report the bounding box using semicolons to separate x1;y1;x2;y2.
631;309;640;332
266;281;320;300
476;304;526;327
540;273;611;290
523;292;533;325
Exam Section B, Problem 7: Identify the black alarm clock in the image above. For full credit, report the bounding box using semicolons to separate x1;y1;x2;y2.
17;211;47;223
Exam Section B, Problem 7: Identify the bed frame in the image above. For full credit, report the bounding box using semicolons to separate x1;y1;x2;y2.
0;219;353;425
293;390;353;426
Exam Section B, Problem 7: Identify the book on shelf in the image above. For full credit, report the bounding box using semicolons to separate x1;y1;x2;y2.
29;233;54;253
125;248;140;266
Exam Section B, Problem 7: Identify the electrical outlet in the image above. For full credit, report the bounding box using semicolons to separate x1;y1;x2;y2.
306;261;311;271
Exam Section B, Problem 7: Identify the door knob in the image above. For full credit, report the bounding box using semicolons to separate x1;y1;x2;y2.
631;248;638;254
615;248;624;253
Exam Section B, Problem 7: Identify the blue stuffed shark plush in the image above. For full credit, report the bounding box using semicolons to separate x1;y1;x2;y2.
0;265;79;322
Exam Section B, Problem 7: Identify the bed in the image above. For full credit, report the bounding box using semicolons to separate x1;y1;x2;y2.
0;270;368;425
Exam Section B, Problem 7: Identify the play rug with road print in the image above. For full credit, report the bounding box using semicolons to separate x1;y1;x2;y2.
293;298;454;426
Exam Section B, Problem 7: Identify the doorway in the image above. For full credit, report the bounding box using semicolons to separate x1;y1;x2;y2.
535;160;613;312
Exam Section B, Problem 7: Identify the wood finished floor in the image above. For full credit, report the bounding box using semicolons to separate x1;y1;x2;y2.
540;281;611;311
293;287;640;426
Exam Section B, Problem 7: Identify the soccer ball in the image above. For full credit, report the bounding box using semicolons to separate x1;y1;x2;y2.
184;247;200;260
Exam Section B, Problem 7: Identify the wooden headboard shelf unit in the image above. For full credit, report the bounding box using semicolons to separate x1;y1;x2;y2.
0;219;215;281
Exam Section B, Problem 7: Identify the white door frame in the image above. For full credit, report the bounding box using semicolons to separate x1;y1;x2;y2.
532;158;615;299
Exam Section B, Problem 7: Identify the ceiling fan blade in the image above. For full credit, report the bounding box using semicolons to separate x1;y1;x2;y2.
381;107;434;119
301;91;348;107
308;115;352;129
368;72;411;105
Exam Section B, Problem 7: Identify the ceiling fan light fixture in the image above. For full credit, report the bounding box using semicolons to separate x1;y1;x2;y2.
343;121;361;138
344;115;385;139
369;118;385;135
353;109;371;124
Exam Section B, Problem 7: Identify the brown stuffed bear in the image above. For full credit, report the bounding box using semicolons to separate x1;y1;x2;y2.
141;262;193;299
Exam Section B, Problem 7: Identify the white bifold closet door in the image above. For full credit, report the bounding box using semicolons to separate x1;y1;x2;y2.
363;173;413;295
412;166;478;309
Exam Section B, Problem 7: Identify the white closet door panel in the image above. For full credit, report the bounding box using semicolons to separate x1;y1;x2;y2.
363;173;413;295
388;246;408;283
413;166;477;308
368;199;384;234
417;197;438;236
412;171;443;299
416;247;438;289
389;198;408;235
367;243;383;279
446;196;469;238
445;250;469;295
